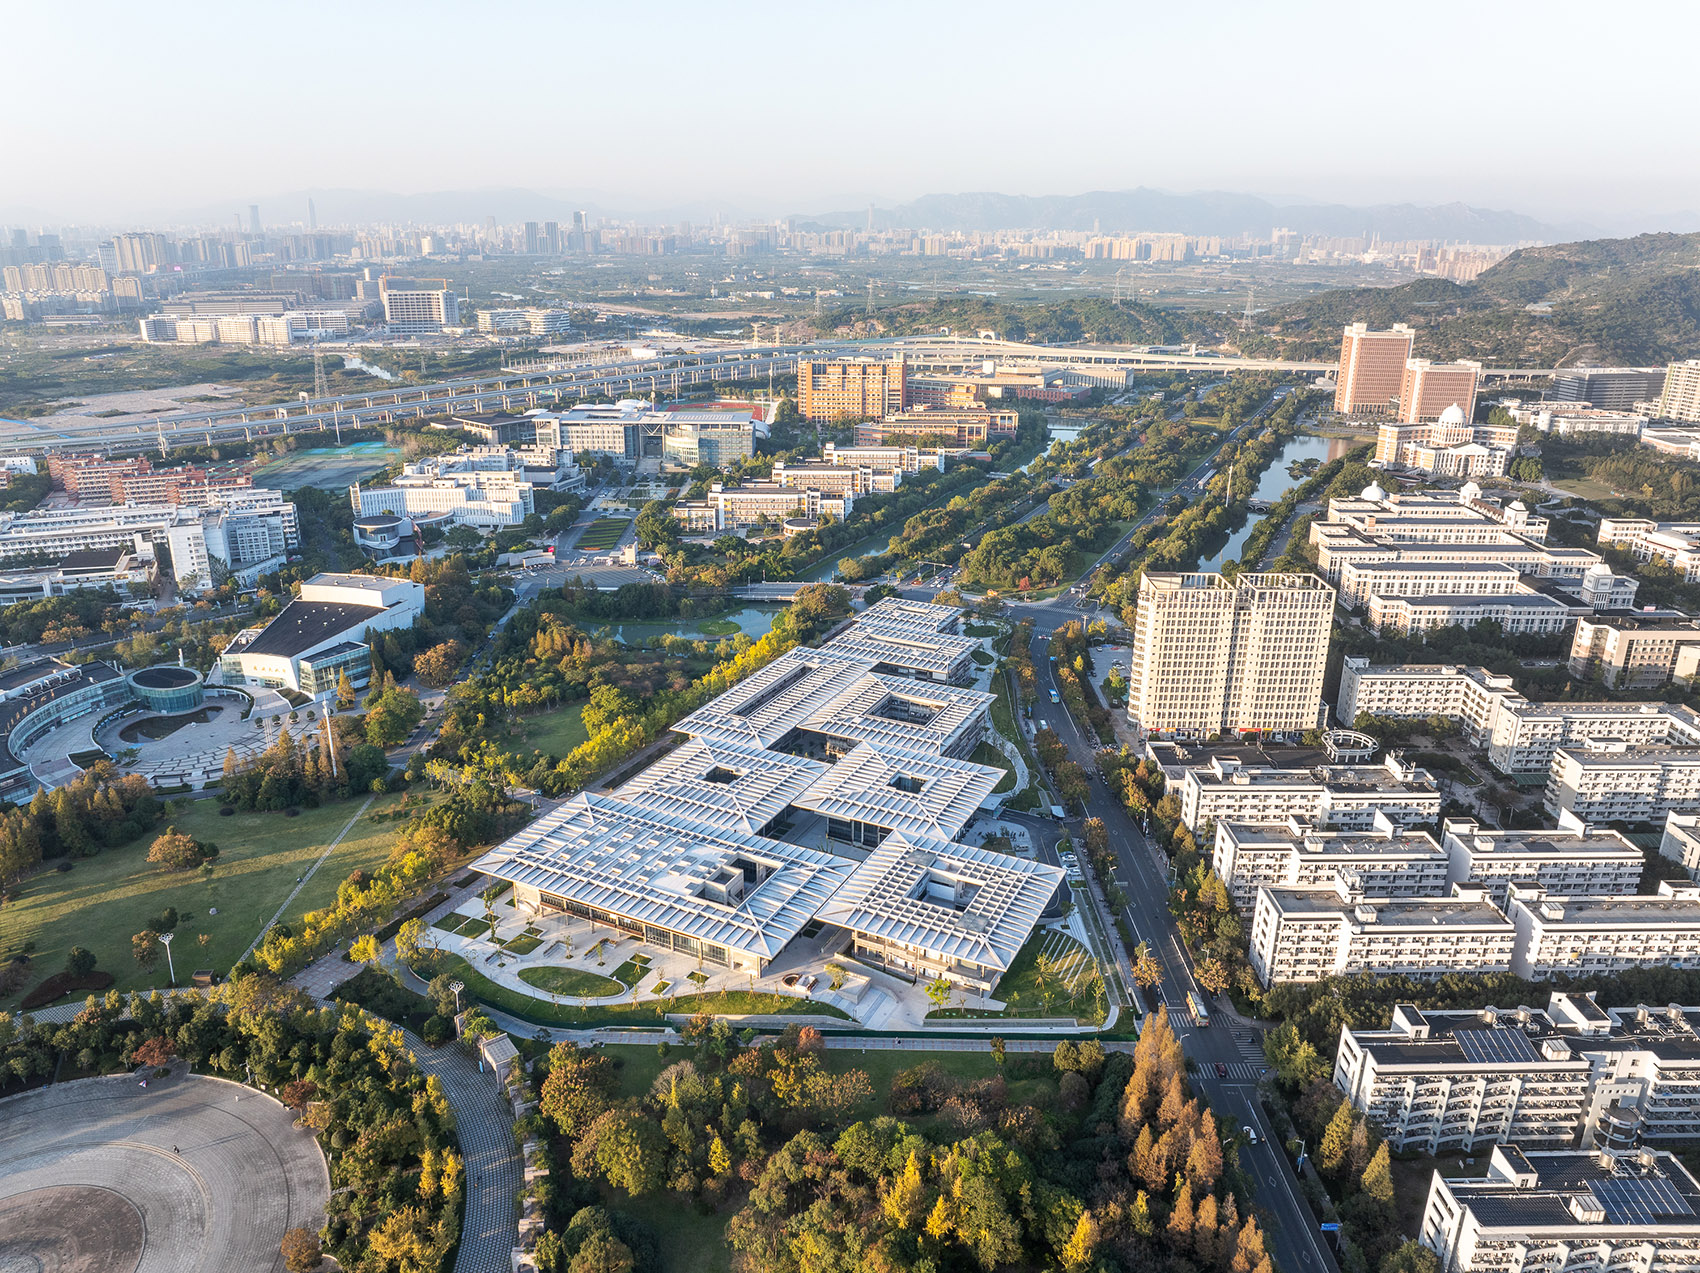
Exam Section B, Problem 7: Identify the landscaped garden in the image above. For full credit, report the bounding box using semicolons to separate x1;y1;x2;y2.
925;927;1106;1023
573;516;628;551
410;950;851;1027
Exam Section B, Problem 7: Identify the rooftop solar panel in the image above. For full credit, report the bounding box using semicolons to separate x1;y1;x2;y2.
1590;1176;1695;1225
1455;1029;1541;1065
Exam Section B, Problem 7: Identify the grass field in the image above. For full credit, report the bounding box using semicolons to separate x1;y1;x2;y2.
415;952;850;1027
927;928;1103;1022
518;965;623;997
503;704;590;760
574;517;629;551
0;791;415;1010
695;618;742;636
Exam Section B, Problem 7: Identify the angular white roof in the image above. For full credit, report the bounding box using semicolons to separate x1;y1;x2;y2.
793;742;999;843
818;834;1064;975
471;793;854;960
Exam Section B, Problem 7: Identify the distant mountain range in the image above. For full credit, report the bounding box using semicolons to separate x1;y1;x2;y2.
1242;230;1700;365
797;189;1568;244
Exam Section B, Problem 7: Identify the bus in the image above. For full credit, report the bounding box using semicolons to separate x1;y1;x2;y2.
1187;991;1211;1027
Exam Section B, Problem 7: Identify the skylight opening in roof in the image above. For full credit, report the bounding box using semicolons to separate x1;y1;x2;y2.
704;766;740;785
868;695;940;726
889;773;926;794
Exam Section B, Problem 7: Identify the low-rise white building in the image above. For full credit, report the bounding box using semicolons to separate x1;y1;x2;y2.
1546;741;1700;822
1569;611;1700;688
1441;813;1645;905
1420;1146;1700;1273
1508;882;1700;980
1248;875;1516;987
350;452;535;529
219;572;424;698
1174;752;1442;833
1660;810;1700;881
1213;814;1449;911
1366;586;1582;637
1336;993;1700;1155
1599;518;1700;582
675;482;853;533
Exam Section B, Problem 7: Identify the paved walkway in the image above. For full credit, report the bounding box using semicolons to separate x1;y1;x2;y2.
402;1027;523;1273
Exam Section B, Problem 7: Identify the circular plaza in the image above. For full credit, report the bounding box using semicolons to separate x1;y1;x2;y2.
0;1072;328;1273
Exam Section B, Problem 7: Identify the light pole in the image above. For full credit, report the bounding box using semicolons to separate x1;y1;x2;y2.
449;980;464;1014
159;932;176;986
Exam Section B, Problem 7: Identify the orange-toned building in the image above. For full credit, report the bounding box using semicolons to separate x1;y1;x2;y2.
855;405;1019;447
796;357;906;423
1399;358;1482;424
1335;323;1415;416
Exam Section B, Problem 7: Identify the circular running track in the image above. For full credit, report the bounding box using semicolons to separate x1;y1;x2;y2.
0;1072;329;1273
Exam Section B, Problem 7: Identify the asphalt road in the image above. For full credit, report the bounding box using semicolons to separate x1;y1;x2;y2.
1020;629;1338;1273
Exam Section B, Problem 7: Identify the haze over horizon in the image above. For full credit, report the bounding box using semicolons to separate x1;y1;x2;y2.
5;0;1699;235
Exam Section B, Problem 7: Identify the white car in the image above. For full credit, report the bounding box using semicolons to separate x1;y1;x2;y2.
1242;1126;1259;1145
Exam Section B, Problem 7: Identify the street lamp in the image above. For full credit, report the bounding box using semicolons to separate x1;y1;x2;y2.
449;979;464;1014
159;932;176;986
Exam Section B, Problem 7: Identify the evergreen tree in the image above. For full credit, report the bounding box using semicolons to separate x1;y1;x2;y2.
1318;1099;1355;1174
1060;1210;1098;1270
1362;1142;1396;1207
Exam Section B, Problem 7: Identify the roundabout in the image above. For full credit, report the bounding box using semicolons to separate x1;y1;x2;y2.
0;1072;329;1273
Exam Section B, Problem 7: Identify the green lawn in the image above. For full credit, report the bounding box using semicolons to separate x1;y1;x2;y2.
504;704;590;761
971;741;1017;794
574;517;628;551
518;965;623;996
1;791;415;1010
415;952;850;1027
927;929;1104;1022
695;618;741;636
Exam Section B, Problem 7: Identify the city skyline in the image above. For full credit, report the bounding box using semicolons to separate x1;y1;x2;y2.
4;0;1698;230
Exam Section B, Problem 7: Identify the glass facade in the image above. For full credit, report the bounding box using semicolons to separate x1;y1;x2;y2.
125;666;205;715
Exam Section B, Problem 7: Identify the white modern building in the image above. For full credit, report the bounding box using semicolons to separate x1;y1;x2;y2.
1598;519;1700;583
675;482;854;533
219;572;424;698
1169;752;1442;833
1569;611;1700;689
1507;403;1647;438
470;629;1063;993
1508;883;1700;980
1337;993;1700;1154
350;452;535;529
380;278;458;333
1420;1146;1700;1273
1248;875;1517;987
1213;814;1449;911
1440;813;1645;905
1546;741;1700;822
1338;657;1700;776
1366;586;1582;637
1126;571;1335;738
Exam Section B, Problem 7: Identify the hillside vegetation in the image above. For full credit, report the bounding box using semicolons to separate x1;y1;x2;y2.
1241;231;1700;366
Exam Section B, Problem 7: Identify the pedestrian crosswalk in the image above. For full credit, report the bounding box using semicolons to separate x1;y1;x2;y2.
1222;1062;1263;1081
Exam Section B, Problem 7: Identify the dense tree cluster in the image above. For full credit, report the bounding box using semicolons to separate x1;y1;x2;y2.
0;764;162;887
220;720;390;810
0;975;462;1272
529;1011;1269;1273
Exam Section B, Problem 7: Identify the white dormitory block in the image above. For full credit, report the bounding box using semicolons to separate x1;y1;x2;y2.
1420;1145;1700;1273
1175;753;1442;833
1213;814;1449;911
1439;813;1645;906
1337;993;1700;1156
1337;657;1700;776
1507;883;1700;980
1247;876;1517;988
1545;741;1700;822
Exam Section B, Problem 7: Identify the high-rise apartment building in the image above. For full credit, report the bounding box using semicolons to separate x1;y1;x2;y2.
1335;323;1414;416
797;357;907;423
1550;367;1666;411
380;278;459;332
1127;571;1334;738
1400;358;1483;423
1658;361;1700;424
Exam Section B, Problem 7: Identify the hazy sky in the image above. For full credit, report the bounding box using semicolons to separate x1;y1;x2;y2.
5;0;1697;227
